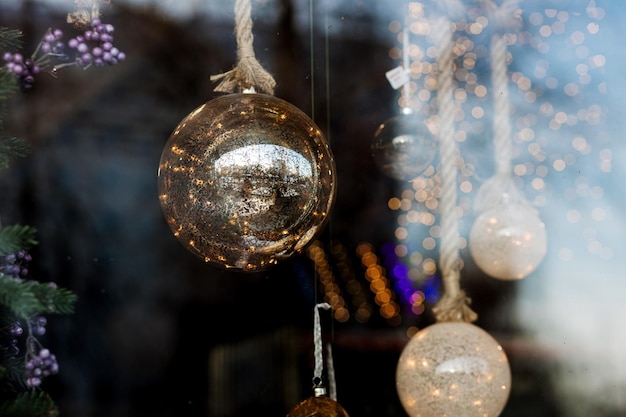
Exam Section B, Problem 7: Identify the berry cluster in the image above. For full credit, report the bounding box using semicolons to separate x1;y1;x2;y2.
1;322;23;355
31;315;47;336
1;18;125;91
24;345;59;388
2;52;41;91
68;18;125;68
0;249;32;279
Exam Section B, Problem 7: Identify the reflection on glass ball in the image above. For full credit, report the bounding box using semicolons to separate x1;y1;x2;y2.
469;201;547;280
371;111;436;181
158;93;337;271
396;322;511;417
287;395;350;417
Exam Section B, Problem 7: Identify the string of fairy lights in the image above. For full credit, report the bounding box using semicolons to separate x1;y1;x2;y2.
307;0;609;326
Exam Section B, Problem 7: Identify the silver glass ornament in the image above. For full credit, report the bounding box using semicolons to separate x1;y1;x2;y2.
372;110;437;181
158;93;337;271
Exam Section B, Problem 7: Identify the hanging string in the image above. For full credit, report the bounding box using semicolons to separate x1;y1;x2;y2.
210;0;277;95
474;0;526;212
313;302;337;399
430;15;477;324
326;342;337;401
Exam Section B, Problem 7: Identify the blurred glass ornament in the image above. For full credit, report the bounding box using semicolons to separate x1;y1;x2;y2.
158;93;337;271
469;198;547;280
396;322;511;417
371;109;436;181
287;389;350;417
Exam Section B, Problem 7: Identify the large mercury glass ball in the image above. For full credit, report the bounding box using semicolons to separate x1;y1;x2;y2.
287;395;350;417
158;93;337;271
396;322;511;417
371;111;436;181
469;201;547;280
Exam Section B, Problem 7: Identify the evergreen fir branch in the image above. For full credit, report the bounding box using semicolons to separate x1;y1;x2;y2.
0;391;59;417
0;276;77;319
0;225;38;256
29;281;77;315
0;70;18;101
0;136;31;170
0;275;44;320
0;27;23;52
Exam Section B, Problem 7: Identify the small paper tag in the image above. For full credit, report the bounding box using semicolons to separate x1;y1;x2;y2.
385;65;410;90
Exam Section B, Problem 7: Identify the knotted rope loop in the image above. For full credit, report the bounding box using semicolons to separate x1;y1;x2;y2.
210;0;276;95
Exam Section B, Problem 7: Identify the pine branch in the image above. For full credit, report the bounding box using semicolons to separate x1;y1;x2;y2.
0;136;31;170
0;70;18;101
0;391;59;417
29;281;78;315
0;275;77;319
0;225;38;256
0;275;44;320
0;28;23;52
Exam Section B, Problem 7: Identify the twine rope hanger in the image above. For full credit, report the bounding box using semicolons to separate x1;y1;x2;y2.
430;0;523;322
210;0;277;95
474;0;528;212
430;13;478;324
67;0;108;29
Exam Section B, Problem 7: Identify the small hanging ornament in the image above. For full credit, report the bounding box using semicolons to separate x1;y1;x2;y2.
287;388;350;417
287;303;350;417
396;12;511;417
396;322;511;417
372;109;437;182
157;0;336;271
372;28;436;181
468;0;546;280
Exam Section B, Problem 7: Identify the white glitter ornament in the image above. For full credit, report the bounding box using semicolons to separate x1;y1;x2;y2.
396;322;511;417
469;199;547;280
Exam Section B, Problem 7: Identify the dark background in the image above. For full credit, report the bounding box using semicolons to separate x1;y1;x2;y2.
1;1;625;416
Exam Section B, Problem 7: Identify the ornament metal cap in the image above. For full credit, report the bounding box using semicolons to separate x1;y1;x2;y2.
313;385;327;397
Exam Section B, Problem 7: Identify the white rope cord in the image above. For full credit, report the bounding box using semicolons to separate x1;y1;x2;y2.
474;0;526;212
431;16;477;323
491;34;512;178
210;0;276;94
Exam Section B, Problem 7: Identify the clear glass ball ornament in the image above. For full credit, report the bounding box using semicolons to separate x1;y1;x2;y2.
158;93;337;271
469;200;547;280
396;322;511;417
287;395;350;417
371;110;436;181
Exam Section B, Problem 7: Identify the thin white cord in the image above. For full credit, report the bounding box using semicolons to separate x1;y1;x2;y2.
402;27;411;108
326;342;337;401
